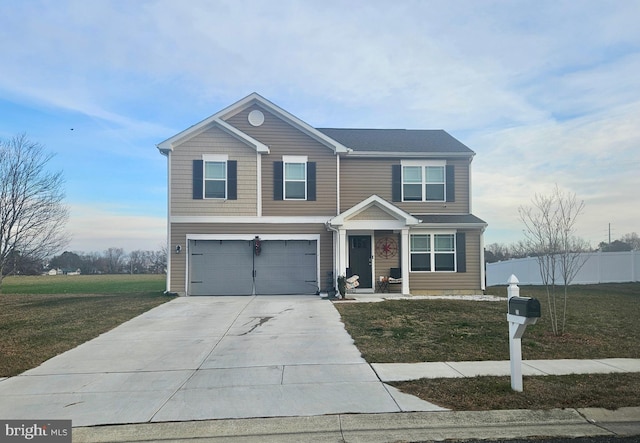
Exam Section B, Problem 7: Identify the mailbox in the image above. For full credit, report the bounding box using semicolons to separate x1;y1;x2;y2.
508;296;541;318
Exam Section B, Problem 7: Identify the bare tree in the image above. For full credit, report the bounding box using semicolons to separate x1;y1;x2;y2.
104;247;125;274
518;185;587;336
0;134;69;290
620;232;640;251
127;250;145;274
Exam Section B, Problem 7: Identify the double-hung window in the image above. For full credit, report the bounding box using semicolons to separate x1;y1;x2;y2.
283;156;307;200
403;166;423;201
203;155;227;199
401;161;446;202
434;234;455;271
193;155;237;200
410;233;456;272
425;166;445;201
410;234;431;271
204;161;226;199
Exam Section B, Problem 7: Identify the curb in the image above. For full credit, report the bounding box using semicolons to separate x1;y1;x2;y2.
73;407;640;443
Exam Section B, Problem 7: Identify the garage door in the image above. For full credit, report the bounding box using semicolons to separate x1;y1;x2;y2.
189;240;254;296
188;239;318;296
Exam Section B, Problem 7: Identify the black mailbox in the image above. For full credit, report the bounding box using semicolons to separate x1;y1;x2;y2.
509;297;541;318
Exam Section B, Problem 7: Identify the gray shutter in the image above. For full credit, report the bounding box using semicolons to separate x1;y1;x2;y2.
307;162;316;201
193;160;203;199
227;160;237;200
456;232;466;273
392;164;402;202
273;161;283;200
446;165;455;202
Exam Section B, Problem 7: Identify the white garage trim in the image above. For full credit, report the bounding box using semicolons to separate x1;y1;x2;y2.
184;234;321;296
172;216;330;224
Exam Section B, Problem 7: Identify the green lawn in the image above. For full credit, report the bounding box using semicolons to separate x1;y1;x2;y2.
334;283;640;362
335;283;640;410
0;274;165;294
0;274;172;376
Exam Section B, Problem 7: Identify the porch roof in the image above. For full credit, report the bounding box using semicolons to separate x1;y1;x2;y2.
414;214;488;228
327;195;421;227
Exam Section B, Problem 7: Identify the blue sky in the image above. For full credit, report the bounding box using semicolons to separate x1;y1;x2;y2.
1;0;639;253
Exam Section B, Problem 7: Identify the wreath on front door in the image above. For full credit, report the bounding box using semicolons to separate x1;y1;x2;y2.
254;236;262;256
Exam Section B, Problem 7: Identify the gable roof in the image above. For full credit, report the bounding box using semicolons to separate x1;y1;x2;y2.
328;195;421;227
156;116;269;155
317;128;474;158
157;93;351;155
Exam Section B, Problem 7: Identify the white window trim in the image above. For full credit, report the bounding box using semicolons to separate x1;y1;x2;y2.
203;154;229;162
409;231;457;273
401;160;447;202
283;155;308;200
202;154;229;200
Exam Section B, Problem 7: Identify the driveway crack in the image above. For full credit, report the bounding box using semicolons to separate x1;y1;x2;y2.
239;316;273;335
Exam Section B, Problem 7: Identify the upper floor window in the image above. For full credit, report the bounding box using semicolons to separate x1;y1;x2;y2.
204;161;227;199
284;158;307;200
402;161;446;202
193;155;237;200
274;156;316;201
410;233;457;272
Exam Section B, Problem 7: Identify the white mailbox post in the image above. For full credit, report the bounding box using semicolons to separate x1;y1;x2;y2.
507;274;540;392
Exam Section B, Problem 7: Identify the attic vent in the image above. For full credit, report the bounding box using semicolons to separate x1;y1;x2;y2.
248;110;265;127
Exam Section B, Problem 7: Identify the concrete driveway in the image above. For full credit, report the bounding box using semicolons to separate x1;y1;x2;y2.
0;295;444;426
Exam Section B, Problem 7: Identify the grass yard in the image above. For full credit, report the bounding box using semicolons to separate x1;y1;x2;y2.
391;373;640;411
334;283;640;362
335;283;640;410
0;274;165;294
0;274;172;376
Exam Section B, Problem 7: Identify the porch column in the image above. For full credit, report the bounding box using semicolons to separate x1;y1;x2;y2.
401;228;410;294
338;228;348;277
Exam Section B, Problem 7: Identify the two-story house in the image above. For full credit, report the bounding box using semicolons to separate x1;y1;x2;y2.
157;93;487;296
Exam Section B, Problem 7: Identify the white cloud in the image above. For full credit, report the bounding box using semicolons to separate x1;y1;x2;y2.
471;99;640;246
65;204;166;253
1;0;639;249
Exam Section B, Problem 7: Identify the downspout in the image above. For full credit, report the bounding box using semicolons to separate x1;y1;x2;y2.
336;155;341;215
480;225;487;291
326;221;340;294
163;149;172;294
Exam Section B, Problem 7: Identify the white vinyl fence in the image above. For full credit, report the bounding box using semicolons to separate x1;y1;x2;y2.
486;251;640;286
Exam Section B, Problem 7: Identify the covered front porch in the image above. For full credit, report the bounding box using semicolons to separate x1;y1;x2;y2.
327;195;421;295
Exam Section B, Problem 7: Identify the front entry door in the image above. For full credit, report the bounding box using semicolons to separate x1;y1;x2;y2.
349;235;372;288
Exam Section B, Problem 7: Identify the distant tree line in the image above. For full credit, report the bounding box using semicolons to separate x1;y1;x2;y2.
486;231;640;264
2;246;167;276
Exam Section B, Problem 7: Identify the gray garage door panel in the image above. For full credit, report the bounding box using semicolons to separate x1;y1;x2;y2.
255;240;318;295
189;239;318;296
189;240;254;296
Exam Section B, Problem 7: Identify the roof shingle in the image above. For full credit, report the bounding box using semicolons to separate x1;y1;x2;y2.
316;128;474;155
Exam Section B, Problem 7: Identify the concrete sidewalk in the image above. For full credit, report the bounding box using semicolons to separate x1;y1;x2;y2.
373;358;640;381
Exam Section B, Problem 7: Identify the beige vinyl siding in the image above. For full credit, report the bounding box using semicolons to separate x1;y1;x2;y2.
408;229;483;294
171;127;257;216
225;105;338;216
169;223;332;294
340;157;470;213
350;206;397;221
340;158;392;212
